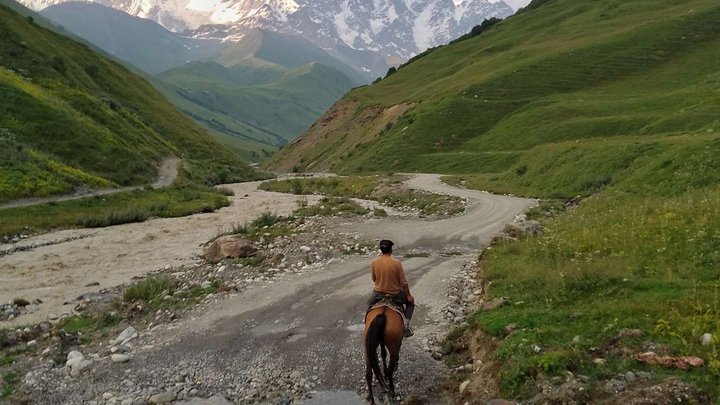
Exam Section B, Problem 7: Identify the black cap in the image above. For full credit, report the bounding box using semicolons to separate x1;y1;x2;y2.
379;240;394;249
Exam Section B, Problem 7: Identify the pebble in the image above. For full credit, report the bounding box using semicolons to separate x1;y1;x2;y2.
459;380;470;394
111;354;131;363
149;391;176;404
700;333;713;346
27;339;37;348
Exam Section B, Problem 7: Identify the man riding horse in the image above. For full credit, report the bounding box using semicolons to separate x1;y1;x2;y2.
367;240;415;337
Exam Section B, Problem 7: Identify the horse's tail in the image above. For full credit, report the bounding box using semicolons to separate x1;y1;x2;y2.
366;310;387;384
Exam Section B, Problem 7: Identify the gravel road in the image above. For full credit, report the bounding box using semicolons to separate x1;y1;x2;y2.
8;174;535;404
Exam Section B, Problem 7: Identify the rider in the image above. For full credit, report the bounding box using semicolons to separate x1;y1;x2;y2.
367;240;415;337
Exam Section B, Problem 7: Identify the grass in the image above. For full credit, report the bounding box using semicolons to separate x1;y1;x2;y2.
0;3;259;202
0;185;230;237
469;187;720;399
123;276;221;311
1;371;18;399
259;176;465;216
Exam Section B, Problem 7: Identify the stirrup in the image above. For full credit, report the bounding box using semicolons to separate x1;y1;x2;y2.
404;326;414;338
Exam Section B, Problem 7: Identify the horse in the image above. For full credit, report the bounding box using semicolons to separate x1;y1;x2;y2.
364;302;405;404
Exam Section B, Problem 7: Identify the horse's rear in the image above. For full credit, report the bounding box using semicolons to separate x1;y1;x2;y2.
364;306;404;404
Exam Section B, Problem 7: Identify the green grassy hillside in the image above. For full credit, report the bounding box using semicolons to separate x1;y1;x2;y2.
156;60;358;157
267;0;720;190
265;0;720;400
0;2;258;202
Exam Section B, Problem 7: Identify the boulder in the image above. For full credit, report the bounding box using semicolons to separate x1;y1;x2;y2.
203;236;257;263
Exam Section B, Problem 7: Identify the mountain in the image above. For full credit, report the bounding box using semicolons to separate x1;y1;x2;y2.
40;2;224;74
19;0;517;62
266;0;720;196
33;2;367;161
0;1;257;202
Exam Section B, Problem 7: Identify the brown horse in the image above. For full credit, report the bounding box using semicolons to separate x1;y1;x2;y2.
364;304;404;404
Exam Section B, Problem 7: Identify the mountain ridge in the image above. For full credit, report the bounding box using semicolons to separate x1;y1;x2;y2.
18;0;519;61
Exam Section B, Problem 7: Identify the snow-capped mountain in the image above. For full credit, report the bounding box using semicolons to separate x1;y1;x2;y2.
19;0;517;60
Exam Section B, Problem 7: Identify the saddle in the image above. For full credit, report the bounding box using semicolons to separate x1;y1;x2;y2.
365;296;407;325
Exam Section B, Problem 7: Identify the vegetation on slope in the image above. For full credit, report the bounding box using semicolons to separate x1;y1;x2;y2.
266;0;720;400
0;3;258;202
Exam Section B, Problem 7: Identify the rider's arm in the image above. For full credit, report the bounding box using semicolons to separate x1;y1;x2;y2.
398;263;413;302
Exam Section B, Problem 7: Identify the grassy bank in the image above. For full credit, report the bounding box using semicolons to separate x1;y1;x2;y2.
470;187;720;399
0;186;229;237
259;175;465;216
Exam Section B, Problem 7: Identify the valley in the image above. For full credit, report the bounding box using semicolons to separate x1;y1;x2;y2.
3;0;720;403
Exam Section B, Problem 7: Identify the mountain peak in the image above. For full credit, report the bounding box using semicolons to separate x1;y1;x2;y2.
19;0;521;60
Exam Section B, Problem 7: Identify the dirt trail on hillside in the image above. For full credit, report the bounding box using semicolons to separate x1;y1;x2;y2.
0;157;180;210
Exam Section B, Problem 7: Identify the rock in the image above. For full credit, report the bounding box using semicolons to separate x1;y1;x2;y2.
624;371;636;382
459;380;470;395
203;236;256;263
431;351;443;360
616;328;644;340
572;335;581;344
66;351;93;377
532;344;542;353
504;323;518;334
593;358;606;365
115;326;138;344
473;359;483;372
487;400;518;405
482;297;508;311
201;281;213;289
700;333;712;346
300;246;312;253
149;391;176;404
26;339;37;348
111;354;131;363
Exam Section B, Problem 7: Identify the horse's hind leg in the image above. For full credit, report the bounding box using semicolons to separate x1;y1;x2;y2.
365;360;376;405
381;344;389;380
387;345;401;399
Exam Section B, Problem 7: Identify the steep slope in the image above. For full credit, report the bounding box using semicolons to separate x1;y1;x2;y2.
40;2;224;74
0;2;257;202
267;0;720;196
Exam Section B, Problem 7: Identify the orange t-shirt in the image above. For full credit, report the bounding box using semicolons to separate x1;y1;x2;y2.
371;255;408;295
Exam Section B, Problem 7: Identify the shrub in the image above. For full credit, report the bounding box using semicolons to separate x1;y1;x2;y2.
123;277;176;302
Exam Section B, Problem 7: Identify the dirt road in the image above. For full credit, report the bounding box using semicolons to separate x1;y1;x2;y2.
0;157;180;210
5;174;535;403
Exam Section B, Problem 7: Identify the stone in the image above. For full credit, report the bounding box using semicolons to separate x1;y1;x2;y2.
203;236;256;263
26;339;37;348
300;246;312;253
201;281;213;289
487;400;518;405
700;333;713;346
572;335;581;344
624;371;636;382
616;328;644;340
482;297;508;311
115;326;138;344
593;358;606;365
149;391;176;404
459;380;470;395
111;354;131;363
504;323;518;334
